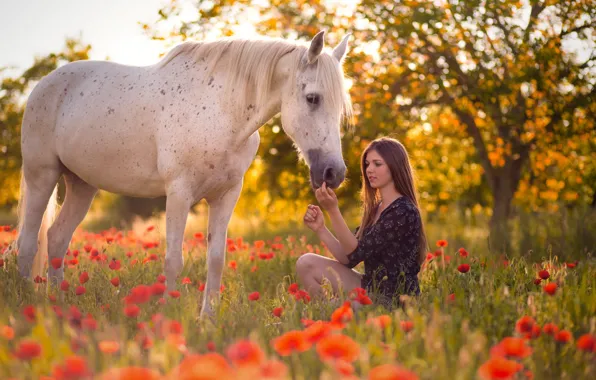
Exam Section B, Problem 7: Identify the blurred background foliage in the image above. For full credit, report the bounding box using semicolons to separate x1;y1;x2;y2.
1;0;594;256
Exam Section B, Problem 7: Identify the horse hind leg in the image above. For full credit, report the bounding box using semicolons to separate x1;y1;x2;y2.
47;173;97;285
17;165;62;279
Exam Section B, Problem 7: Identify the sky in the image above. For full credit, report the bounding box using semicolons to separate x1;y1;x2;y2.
0;1;591;76
0;0;169;73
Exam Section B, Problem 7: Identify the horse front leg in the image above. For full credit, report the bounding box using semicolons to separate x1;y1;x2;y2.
164;186;193;293
200;183;243;319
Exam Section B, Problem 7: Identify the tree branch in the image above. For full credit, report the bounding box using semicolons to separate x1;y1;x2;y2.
397;94;451;111
523;2;547;42
452;105;496;191
561;20;596;37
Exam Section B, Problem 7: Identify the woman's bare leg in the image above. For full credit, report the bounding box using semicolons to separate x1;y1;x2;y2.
296;253;362;298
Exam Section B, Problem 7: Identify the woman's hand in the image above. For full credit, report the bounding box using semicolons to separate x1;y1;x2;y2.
315;182;339;211
303;204;325;232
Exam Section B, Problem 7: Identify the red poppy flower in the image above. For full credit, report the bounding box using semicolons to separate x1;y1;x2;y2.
124;305;140;318
369;364;419;380
22;305;36;322
304;321;333;343
542;323;559;336
248;291;260;301
272;330;311;356
330;301;353;327
14;340;42;360
478;356;522;380
576;334;595;352
75;286;86;296
515;316;535;334
79;271;89;284
82;314;97;331
543;282;557;295
525;324;541;340
51;257;63;269
288;283;299;294
126;285;152;304
59;280;69;292
367;315;392;330
109;259;121;270
109;277;120;287
168;353;231;379
96;367;161;380
294;289;311;304
555;330;572;343
151;282;166;296
316;334;360;363
350;287;373;305
98;341;120;354
1;326;15;340
400;320;414;332
436;240;448;247
457;264;470;273
225;340;264;367
490;337;532;358
458;248;469;257
538;269;549;280
272;307;283;317
169;290;181;298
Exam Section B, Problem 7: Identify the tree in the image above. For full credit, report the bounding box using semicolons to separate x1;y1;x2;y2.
355;0;595;242
0;39;91;207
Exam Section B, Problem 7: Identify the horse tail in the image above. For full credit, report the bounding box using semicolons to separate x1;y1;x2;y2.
15;168;58;279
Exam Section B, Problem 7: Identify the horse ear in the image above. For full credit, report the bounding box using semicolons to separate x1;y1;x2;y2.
332;34;351;63
307;31;326;64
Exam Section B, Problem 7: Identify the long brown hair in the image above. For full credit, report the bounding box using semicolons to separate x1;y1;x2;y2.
355;137;428;265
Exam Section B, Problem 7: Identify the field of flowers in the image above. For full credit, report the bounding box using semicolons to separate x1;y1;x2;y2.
0;224;594;379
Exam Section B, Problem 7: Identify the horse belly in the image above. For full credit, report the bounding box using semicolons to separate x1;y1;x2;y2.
55;97;165;197
58;131;165;197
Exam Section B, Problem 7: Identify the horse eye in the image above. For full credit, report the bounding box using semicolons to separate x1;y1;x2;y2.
306;94;320;106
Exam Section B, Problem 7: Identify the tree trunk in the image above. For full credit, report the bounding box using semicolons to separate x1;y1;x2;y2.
488;149;529;254
489;183;515;253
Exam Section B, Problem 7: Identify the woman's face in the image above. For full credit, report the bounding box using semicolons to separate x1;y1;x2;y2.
364;149;393;190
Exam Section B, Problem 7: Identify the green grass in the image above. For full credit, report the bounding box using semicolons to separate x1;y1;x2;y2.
0;215;594;379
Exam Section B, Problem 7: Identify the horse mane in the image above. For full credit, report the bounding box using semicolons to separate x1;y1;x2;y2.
157;37;352;125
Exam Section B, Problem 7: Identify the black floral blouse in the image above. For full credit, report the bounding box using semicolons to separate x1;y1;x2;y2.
346;196;421;306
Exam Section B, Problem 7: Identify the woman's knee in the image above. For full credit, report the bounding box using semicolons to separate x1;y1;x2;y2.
296;253;319;276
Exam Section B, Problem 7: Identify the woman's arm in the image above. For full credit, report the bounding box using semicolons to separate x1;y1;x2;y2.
315;226;350;265
327;207;358;254
315;183;359;255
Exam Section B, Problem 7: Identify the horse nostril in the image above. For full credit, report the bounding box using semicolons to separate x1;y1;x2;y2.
324;167;336;183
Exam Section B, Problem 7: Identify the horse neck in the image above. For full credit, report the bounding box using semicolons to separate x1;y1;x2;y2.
231;78;283;147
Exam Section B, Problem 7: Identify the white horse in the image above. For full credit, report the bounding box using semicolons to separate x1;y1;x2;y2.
15;31;352;317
